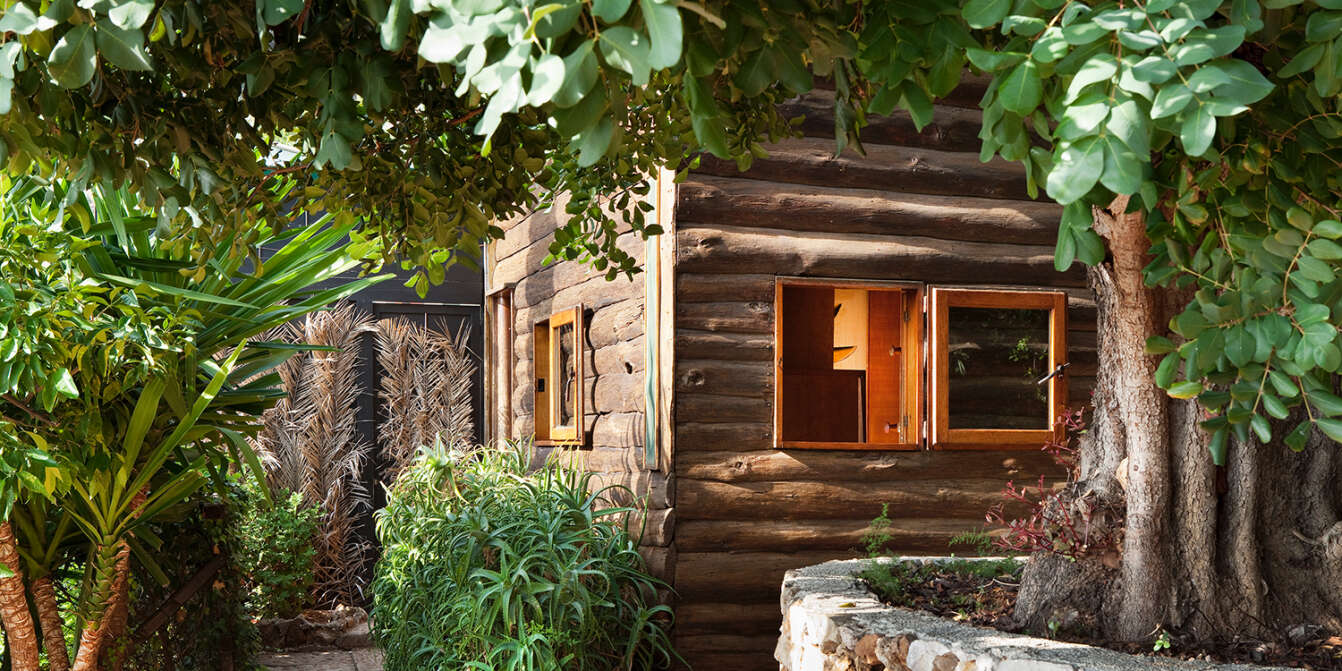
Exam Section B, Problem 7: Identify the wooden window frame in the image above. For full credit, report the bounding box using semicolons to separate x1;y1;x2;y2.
929;288;1068;450
485;286;514;444
773;277;924;451
534;305;585;447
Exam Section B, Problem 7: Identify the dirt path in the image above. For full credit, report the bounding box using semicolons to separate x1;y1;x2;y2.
260;648;383;671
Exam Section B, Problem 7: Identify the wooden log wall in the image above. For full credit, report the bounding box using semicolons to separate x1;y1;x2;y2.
489;204;675;570
669;91;1091;670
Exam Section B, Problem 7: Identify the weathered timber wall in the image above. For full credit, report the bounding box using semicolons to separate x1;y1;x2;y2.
669;92;1087;670
489;202;672;569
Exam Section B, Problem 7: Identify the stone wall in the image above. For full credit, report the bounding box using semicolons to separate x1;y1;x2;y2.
777;558;1289;671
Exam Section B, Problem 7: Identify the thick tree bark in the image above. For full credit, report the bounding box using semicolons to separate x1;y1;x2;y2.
32;575;71;671
0;521;41;671
1016;197;1342;644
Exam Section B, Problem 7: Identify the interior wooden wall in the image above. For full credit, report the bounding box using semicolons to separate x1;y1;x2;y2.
668;89;1094;669
489;202;674;574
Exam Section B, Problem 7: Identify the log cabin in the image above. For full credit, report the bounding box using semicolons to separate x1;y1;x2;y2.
482;85;1088;670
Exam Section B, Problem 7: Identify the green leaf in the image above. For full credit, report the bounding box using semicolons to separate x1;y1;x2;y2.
599;27;651;86
1316;417;1342;442
261;0;303;26
1211;59;1274;105
1262;393;1289;419
95;21;153;71
1225;325;1255;367
1065;54;1119;102
315;130;352;170
1296;255;1334;283
0;3;41;35
734;46;776;97
1054;227;1077;270
1151;83;1193;118
1180;103;1216;155
1314;220;1342;238
1308;389;1342;416
553;41;597;107
592;0;633;22
1030;27;1069;63
418;15;467;63
48;24;97;89
963;0;1011;29
1169;380;1204;399
110;0;154;29
1208;426;1228;465
1100;133;1144;194
576;117;614;167
527;53;566;106
1309;239;1342;260
1106;99;1151;155
1306;11;1342;42
1279;44;1325;78
1269;369;1299;397
1250;413;1271;442
1045;136;1104;204
640;0;682;69
51;367;77;398
998;60;1043;114
1146;336;1177;354
1132;56;1178;83
379;0;410;51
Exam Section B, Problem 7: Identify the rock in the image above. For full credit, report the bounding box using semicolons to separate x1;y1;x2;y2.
1288;623;1323;646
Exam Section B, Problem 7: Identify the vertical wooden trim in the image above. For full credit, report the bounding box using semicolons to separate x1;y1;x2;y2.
485;288;514;444
931;287;950;449
643;167;677;472
533;319;551;443
772;279;784;449
1049;290;1069;437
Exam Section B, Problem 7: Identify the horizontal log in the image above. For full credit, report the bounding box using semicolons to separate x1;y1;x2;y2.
676;478;1030;522
674;633;780;655
673;602;782;635
676;225;1085;287
678;175;1061;246
675;329;774;362
590;412;644;450
638;544;676;581
779;91;983;153
587;470;674;510
500;231;644;311
676;359;771;398
677;273;776;304
545;442;642;472
676;300;773;334
593;335;645;376
675;422;774;451
676;650;777;671
694;137;1033;202
675;448;1063;484
592;371;644;414
587;299;645;349
676;393;771;425
676;518;992;553
674;550;853;602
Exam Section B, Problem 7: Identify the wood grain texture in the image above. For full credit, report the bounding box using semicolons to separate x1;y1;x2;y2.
694;137;1034;201
677;478;1031;522
676;225;1085;287
678;175;1061;245
778;91;984;152
675;449;1062;484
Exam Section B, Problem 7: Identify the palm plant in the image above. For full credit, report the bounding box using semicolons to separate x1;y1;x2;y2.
375;319;477;480
0;177;390;670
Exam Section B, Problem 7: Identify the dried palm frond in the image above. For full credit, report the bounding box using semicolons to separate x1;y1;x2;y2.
375;318;477;481
249;303;376;609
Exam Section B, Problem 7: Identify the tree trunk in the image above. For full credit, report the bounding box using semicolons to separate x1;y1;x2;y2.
0;521;41;671
1015;198;1342;644
32;576;71;671
73;491;145;671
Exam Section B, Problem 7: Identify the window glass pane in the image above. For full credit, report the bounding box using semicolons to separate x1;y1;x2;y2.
947;307;1050;430
555;322;577;427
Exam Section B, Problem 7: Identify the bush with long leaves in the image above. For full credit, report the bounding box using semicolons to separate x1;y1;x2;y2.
0;175;389;670
372;443;679;671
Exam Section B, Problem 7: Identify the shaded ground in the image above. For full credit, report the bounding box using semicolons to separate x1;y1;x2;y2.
260;648;383;671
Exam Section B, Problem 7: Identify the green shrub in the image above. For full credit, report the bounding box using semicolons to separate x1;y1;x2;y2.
236;487;323;619
372;443;679;671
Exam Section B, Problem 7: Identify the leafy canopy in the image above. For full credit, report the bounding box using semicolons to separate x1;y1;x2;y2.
3;0;1342;455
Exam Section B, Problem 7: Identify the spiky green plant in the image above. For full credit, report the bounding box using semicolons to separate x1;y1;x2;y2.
372;442;680;671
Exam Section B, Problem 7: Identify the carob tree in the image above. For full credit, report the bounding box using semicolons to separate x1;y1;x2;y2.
2;0;1341;647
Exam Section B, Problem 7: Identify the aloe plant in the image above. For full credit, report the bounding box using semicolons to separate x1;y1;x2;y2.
0;176;390;669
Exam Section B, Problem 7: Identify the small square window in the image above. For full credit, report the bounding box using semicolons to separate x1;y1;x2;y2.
774;279;923;450
535;306;584;446
929;288;1068;449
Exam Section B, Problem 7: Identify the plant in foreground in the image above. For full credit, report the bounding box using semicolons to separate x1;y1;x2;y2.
372;442;679;671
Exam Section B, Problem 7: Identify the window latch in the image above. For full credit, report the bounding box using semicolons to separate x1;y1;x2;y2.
1037;362;1070;385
